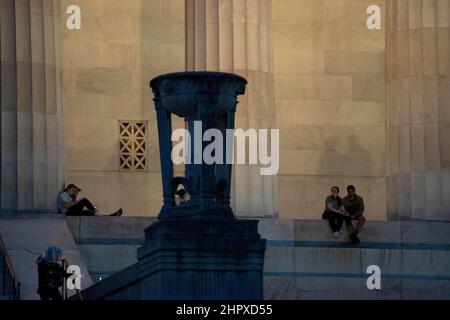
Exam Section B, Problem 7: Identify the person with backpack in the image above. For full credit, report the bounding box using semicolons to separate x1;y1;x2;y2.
36;247;71;301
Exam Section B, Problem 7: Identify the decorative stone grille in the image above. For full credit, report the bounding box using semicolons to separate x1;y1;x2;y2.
119;121;147;170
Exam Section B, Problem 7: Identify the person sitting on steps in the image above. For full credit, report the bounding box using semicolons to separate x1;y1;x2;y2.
57;184;123;217
322;186;344;239
342;185;366;244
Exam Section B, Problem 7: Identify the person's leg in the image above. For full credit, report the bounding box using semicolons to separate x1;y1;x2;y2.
66;198;96;216
48;287;63;301
336;213;344;231
325;212;338;232
66;201;84;216
356;215;366;233
38;288;51;301
81;210;95;216
347;215;361;243
344;215;354;233
39;287;62;301
109;208;123;217
77;198;95;211
39;294;50;301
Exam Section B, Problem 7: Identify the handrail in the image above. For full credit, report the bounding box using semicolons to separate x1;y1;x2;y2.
0;234;21;300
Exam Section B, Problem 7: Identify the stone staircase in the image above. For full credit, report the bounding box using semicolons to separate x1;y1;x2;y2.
0;214;93;300
65;216;156;283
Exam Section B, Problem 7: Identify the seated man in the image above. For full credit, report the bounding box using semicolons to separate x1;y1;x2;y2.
342;185;366;244
58;184;122;217
322;186;344;238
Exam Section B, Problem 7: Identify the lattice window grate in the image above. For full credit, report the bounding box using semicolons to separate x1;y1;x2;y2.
119;121;147;170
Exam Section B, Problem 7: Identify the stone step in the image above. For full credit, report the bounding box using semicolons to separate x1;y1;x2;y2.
65;217;155;243
264;275;450;300
68;218;450;277
80;243;450;283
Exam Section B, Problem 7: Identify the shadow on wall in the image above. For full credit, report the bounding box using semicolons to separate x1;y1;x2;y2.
316;134;375;217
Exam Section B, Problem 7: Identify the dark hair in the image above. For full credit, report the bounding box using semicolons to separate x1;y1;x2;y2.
176;189;186;197
331;186;340;192
64;184;74;192
347;185;356;192
65;184;81;192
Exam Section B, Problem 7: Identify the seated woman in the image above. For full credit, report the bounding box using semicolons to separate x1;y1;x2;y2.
322;186;344;239
57;184;122;216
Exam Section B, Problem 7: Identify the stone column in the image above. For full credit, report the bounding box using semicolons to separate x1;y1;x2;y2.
185;0;277;217
0;0;64;214
386;0;450;220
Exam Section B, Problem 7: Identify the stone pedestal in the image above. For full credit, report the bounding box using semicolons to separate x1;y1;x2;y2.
143;72;266;299
185;0;278;218
386;0;450;220
136;219;265;299
0;0;64;214
69;72;266;301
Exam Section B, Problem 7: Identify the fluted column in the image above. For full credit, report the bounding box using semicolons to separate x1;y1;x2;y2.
185;0;277;217
0;0;64;214
386;0;450;220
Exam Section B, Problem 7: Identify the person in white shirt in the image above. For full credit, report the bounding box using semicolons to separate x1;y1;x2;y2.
57;184;122;217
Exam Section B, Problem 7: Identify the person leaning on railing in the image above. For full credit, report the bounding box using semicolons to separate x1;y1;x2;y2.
36;247;71;301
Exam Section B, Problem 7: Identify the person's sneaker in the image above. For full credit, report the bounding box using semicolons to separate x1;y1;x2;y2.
333;231;341;239
110;208;123;217
350;232;360;244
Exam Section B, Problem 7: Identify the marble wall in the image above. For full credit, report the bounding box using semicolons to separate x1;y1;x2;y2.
272;0;387;220
60;0;388;219
58;0;450;221
60;0;185;216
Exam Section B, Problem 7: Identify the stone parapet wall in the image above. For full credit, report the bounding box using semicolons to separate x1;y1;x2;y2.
67;217;450;299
